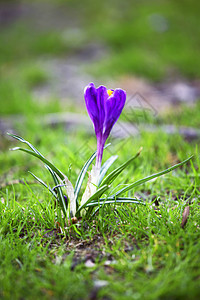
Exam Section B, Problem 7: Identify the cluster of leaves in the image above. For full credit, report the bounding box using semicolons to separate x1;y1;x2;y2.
8;133;193;223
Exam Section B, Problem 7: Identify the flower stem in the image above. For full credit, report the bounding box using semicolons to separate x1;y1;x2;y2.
96;137;104;169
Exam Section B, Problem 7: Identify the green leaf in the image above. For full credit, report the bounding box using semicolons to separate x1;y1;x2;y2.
28;171;57;198
8;133;43;156
9;133;69;215
11;147;65;180
74;143;111;206
98;155;118;186
74;150;97;206
46;166;68;216
9;133;67;181
85;198;144;207
101;147;142;186
114;155;194;197
86;197;145;219
97;196;145;202
75;184;110;216
62;175;76;217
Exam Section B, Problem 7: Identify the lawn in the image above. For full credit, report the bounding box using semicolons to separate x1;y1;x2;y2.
0;0;200;299
1;111;199;299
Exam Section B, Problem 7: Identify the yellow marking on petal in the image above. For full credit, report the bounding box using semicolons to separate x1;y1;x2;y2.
107;89;113;97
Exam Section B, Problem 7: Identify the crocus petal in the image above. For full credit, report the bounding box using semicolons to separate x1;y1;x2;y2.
84;83;98;121
84;83;100;137
103;88;126;141
96;85;107;132
84;82;126;169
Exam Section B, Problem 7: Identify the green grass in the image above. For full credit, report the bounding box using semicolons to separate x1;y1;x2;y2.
161;102;200;128
1;0;200;115
20;64;49;88
120;100;200;129
0;234;92;299
0;23;69;65
0;61;78;115
0;1;200;298
85;0;200;80
0;115;199;299
1;0;200;83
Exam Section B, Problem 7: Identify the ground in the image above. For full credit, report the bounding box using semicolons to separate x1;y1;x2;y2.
0;1;200;299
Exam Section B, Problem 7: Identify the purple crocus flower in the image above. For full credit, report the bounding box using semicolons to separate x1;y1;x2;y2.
84;82;126;169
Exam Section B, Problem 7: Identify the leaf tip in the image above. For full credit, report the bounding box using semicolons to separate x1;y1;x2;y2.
138;147;143;154
9;147;19;151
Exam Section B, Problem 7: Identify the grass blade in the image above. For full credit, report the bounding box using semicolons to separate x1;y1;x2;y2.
114;155;194;197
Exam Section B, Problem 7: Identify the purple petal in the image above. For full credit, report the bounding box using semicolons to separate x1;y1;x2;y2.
84;83;126;168
84;83;98;120
103;88;126;141
84;83;101;137
96;85;107;131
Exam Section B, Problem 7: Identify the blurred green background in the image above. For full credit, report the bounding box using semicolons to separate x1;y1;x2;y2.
0;0;200;115
0;3;200;300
